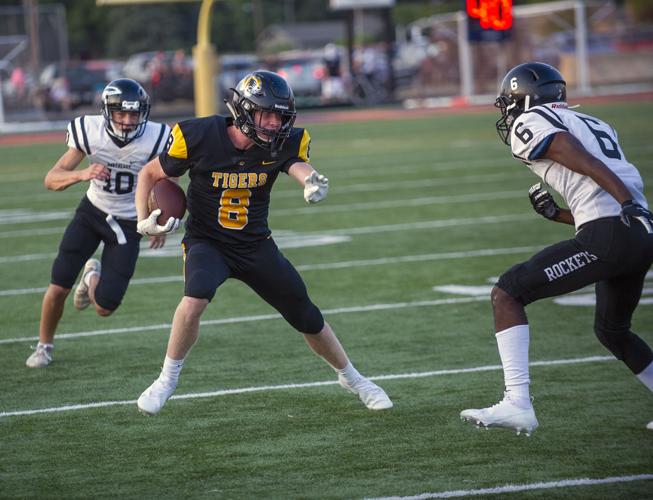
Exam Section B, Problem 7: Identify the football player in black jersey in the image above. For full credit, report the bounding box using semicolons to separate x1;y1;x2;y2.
460;62;653;434
133;70;392;415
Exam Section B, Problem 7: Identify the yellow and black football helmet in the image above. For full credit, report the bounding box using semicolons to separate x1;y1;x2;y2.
226;70;296;156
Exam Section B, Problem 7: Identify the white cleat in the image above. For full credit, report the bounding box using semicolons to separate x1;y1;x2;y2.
647;421;653;431
73;258;101;310
339;375;393;410
137;377;177;416
460;394;538;436
25;344;53;368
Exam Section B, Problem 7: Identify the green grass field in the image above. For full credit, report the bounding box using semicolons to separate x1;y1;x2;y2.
1;102;652;499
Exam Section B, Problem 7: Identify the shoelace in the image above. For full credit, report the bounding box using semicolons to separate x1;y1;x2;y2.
29;345;52;360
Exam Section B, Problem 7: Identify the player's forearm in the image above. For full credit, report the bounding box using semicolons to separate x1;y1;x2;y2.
545;132;633;204
136;159;167;220
583;160;634;205
44;168;84;191
44;148;87;191
287;162;315;186
552;208;574;225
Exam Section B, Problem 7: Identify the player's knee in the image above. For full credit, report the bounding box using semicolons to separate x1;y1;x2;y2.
593;322;627;356
178;296;209;321
288;302;324;334
184;274;217;302
94;305;114;317
594;322;653;373
491;285;518;313
48;283;71;299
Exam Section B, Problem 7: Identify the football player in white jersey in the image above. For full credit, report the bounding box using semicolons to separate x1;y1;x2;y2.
26;78;172;368
460;62;653;434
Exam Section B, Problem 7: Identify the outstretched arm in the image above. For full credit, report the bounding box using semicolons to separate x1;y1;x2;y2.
44;147;109;191
287;162;329;204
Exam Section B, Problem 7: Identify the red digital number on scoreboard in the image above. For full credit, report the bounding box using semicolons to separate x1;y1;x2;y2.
466;0;513;31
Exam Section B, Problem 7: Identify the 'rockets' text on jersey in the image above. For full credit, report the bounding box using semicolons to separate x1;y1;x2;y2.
67;115;170;219
159;115;310;245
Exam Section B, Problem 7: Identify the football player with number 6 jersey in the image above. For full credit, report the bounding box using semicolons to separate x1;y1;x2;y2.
133;70;392;416
26;78;171;369
460;62;653;435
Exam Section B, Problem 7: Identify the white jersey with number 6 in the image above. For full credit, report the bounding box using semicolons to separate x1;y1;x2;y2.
509;102;647;229
66;115;170;219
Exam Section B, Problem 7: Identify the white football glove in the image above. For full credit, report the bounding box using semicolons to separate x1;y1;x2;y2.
137;209;180;236
304;171;329;204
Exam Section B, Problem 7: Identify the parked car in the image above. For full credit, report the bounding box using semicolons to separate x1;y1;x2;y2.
217;53;261;110
274;51;327;107
35;60;123;112
122;50;193;102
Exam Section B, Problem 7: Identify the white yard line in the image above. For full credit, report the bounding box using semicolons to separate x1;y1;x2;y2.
364;474;653;500
271;171;526;198
273;190;524;216
0;252;57;263
0;354;615;419
0;213;533;263
0;245;541;296
0;226;67;239
0;296;488;344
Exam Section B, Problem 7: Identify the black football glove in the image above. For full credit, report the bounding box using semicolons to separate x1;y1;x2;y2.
620;200;653;234
528;183;560;220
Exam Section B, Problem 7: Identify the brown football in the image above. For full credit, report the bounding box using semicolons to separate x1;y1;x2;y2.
147;179;186;225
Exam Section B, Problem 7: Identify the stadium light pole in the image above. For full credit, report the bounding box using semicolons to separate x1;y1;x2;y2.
97;0;217;117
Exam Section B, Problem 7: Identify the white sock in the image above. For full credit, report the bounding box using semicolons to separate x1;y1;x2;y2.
496;324;531;407
83;271;99;288
160;356;184;385
336;361;362;385
636;361;653;392
38;342;53;351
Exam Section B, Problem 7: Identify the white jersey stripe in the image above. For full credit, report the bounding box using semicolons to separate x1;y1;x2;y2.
525;108;567;131
147;123;168;161
66;115;170;219
68;117;83;152
79;115;91;154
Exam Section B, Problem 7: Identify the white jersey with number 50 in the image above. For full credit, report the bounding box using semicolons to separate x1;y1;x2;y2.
66;115;170;219
509;102;647;229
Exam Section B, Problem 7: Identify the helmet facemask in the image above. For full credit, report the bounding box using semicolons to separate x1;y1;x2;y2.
494;62;566;146
226;71;297;157
229;91;296;156
495;94;529;145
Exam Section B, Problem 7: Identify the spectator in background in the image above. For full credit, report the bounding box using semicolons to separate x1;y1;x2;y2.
147;51;168;101
171;49;193;100
10;66;27;102
49;76;72;112
321;43;345;103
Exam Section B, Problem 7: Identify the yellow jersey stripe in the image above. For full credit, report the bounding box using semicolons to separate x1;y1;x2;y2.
168;123;188;159
298;130;311;162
